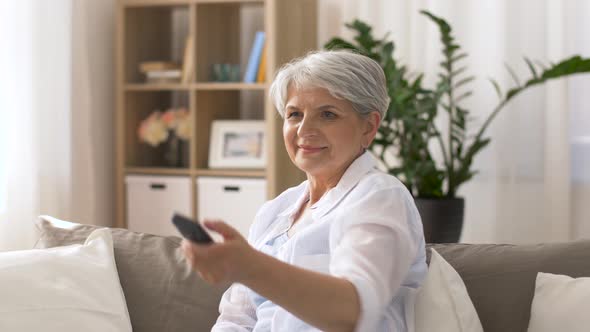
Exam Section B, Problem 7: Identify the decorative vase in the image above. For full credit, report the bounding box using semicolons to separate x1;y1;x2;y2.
164;133;183;168
415;197;464;243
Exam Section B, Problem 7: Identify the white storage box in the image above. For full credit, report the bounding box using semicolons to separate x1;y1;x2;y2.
197;177;267;239
126;175;191;237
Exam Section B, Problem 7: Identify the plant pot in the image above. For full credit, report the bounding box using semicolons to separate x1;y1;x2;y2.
415;197;464;243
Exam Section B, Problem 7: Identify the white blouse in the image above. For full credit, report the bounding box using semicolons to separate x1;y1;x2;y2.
287;201;314;238
211;152;427;332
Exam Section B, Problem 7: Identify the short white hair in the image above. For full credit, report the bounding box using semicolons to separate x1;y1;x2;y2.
269;50;390;121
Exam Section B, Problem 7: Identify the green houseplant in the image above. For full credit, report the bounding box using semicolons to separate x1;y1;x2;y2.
325;10;590;242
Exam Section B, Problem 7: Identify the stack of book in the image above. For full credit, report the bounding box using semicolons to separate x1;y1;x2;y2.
243;31;267;83
139;62;182;84
139;37;193;84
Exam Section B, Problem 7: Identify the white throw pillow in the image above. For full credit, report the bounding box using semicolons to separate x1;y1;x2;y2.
527;272;590;332
414;248;484;332
0;228;132;332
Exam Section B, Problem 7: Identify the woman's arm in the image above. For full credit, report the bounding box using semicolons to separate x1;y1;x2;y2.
182;221;360;332
242;248;360;332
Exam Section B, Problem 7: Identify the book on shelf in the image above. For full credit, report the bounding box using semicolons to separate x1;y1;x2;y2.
139;61;180;73
181;36;194;84
243;31;266;83
256;42;267;83
145;70;182;83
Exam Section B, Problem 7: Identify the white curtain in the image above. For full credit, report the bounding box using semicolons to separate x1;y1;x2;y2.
318;0;590;244
0;0;114;251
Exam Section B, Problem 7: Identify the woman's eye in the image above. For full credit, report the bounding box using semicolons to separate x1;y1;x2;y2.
287;111;301;119
321;111;337;118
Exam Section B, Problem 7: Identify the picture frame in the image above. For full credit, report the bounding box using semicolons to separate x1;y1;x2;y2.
209;120;266;169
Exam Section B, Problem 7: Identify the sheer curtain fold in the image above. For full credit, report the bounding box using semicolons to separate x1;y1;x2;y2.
319;0;589;243
0;0;114;251
543;0;571;241
0;0;70;251
70;0;115;227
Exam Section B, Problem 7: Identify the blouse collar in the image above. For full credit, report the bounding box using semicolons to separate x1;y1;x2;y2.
277;151;378;220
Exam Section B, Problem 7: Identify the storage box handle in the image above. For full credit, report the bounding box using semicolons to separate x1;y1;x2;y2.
150;183;167;190
223;186;240;192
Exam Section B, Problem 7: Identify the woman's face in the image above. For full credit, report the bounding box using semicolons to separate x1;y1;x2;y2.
283;86;379;180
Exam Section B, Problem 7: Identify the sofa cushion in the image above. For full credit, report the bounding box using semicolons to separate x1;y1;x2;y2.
35;215;226;332
527;272;590;332
415;249;483;332
0;229;132;332
427;241;590;332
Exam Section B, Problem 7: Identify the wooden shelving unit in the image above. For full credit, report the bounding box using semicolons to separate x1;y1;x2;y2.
115;0;317;229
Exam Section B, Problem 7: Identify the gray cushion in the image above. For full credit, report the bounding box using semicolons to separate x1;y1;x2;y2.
427;241;590;332
35;216;226;332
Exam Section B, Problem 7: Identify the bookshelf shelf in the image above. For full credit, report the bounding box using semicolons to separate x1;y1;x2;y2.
193;82;267;90
122;1;191;7
115;0;317;230
122;0;266;7
125;167;265;178
196;0;264;4
126;167;191;176
125;83;191;91
195;168;266;178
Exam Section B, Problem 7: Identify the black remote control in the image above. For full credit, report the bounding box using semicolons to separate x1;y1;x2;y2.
172;213;214;244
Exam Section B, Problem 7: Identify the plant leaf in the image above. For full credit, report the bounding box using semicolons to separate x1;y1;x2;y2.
504;62;521;86
454;76;475;89
450;66;468;80
454;91;473;103
450;52;468;63
488;77;502;99
523;57;538;79
505;55;590;102
324;37;359;52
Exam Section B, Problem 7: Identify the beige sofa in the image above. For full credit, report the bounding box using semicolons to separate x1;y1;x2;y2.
35;217;590;332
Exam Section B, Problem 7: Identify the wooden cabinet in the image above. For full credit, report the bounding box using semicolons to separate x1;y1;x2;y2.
115;0;317;229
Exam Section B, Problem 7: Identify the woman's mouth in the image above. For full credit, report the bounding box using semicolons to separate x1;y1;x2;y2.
298;145;326;153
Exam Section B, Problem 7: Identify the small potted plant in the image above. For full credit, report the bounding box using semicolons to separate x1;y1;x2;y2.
138;108;191;167
325;10;590;243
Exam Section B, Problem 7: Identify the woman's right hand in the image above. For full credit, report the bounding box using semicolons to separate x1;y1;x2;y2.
181;220;260;286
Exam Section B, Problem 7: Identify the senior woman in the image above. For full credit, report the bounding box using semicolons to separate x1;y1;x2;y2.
181;50;427;332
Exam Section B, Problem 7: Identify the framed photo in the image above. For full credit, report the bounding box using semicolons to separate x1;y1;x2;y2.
209;120;266;169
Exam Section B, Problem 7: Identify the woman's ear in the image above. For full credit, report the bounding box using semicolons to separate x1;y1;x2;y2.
362;111;381;148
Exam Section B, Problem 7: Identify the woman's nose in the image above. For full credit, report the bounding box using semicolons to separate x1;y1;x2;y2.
297;116;319;137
